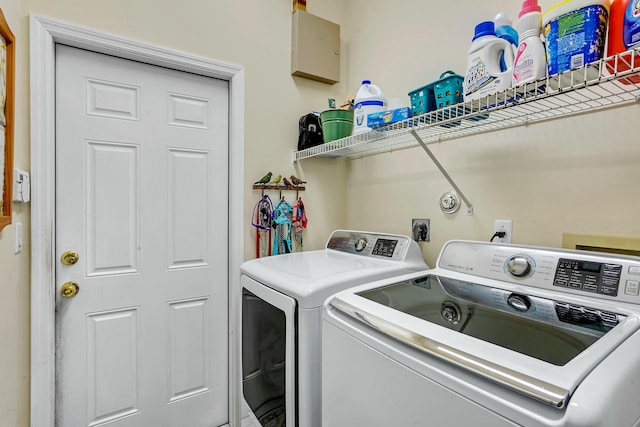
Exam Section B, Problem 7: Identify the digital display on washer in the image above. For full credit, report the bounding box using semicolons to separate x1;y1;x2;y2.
553;258;621;297
357;275;623;366
372;238;397;257
581;261;601;273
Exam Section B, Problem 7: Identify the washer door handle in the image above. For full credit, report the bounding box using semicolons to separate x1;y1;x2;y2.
329;296;569;409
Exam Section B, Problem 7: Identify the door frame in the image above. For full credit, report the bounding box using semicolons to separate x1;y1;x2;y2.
29;14;244;427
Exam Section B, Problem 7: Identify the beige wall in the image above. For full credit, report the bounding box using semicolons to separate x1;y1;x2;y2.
1;0;639;424
343;0;640;266
0;0;31;425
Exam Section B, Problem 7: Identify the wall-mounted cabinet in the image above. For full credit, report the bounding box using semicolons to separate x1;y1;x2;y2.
292;49;640;163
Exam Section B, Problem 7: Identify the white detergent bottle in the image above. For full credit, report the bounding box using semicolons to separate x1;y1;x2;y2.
464;21;515;101
513;0;547;87
353;80;386;135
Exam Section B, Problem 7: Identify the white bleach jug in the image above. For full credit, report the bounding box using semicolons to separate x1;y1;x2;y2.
353;80;386;135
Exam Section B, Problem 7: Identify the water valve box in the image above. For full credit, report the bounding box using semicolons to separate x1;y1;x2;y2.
291;10;340;84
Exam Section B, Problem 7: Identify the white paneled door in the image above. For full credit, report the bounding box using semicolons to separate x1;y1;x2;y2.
55;45;229;426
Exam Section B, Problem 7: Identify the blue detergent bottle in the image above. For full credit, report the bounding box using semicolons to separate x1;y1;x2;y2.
494;12;519;72
624;0;640;48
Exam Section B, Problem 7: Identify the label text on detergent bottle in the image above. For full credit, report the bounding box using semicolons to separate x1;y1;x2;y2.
513;42;535;83
558;10;585;38
465;59;495;96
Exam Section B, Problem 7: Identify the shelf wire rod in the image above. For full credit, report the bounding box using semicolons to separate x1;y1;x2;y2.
598;81;629;98
410;129;473;215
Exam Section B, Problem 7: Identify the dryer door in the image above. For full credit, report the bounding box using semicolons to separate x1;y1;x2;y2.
241;275;296;427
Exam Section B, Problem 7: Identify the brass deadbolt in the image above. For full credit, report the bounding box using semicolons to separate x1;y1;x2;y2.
61;251;79;266
60;282;80;298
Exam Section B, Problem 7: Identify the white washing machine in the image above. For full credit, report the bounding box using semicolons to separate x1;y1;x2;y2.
240;230;429;427
322;240;640;427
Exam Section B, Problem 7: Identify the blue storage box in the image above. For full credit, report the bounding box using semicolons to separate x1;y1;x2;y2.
367;107;411;128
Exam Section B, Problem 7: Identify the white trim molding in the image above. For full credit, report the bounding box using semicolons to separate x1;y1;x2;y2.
30;14;245;427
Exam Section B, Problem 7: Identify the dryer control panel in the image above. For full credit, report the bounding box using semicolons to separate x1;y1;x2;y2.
326;230;415;261
437;240;640;305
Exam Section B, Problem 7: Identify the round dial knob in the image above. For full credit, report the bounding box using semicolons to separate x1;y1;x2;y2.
506;255;532;277
354;237;368;252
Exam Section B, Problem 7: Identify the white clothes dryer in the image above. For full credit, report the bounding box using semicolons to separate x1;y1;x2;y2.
323;240;640;427
240;230;429;427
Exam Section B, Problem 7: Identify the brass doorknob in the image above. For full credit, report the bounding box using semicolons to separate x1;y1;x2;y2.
61;251;79;265
60;282;80;298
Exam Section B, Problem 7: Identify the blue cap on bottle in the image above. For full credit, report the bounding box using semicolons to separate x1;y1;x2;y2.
362;80;371;85
472;21;495;41
495;26;519;45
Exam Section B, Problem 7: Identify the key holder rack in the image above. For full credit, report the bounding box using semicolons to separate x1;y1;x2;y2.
253;183;306;200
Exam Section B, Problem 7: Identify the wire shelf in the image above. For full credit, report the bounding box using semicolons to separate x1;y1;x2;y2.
292;48;640;162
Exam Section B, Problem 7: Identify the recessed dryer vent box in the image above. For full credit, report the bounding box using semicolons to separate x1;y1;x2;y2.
291;10;340;85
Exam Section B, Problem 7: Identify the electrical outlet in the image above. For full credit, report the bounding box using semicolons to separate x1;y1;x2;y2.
412;219;430;242
494;220;513;244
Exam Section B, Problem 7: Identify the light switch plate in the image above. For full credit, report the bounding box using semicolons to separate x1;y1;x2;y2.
13;169;30;203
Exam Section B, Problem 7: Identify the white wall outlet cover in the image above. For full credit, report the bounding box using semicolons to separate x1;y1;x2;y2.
494;219;513;244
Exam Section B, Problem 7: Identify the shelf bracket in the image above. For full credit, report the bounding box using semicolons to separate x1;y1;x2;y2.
410;130;474;215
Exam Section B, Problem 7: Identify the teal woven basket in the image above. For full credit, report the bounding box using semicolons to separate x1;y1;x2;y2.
433;70;464;110
408;84;437;117
408;70;464;118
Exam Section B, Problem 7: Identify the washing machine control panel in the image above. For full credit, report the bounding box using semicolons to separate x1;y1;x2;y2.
438;240;640;305
553;258;622;297
327;231;411;261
